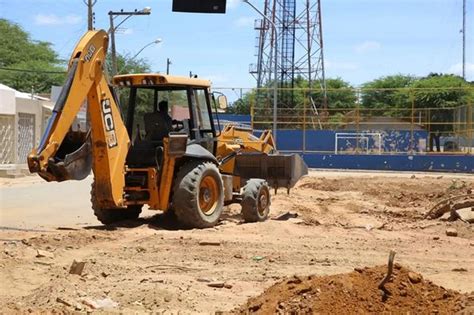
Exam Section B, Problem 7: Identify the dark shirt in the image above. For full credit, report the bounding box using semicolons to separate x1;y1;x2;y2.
144;111;173;141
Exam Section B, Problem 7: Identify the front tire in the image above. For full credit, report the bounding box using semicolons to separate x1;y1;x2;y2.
91;181;142;225
241;179;271;222
173;161;224;228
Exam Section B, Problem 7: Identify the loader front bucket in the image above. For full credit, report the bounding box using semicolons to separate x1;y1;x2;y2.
234;153;308;190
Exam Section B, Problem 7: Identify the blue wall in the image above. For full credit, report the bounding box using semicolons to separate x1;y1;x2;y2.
216;114;251;125
274;130;472;172
272;129;428;153
302;153;473;173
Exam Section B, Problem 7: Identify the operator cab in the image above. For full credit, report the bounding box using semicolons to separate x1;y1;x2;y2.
113;74;218;168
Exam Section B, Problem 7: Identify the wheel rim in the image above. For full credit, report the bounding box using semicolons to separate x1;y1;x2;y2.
257;187;269;216
199;175;219;216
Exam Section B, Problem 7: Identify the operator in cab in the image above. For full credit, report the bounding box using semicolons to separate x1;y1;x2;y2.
144;100;173;141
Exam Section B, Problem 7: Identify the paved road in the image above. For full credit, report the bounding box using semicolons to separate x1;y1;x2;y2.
1;170;472;230
0;176;96;229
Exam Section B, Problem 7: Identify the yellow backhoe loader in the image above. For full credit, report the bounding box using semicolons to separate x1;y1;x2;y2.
27;30;308;228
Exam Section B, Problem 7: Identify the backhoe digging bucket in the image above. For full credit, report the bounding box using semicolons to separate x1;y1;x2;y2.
35;131;92;182
48;132;92;181
234;153;308;191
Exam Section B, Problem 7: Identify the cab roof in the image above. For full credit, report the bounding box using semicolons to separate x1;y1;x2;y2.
113;73;211;88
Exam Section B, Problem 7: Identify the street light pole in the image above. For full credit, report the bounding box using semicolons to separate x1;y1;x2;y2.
118;39;162;74
243;0;278;142
131;39;162;61
108;8;152;77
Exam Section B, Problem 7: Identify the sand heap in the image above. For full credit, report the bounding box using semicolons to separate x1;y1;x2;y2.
234;264;473;314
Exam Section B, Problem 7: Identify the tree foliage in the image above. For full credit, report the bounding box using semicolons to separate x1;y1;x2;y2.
410;74;473;132
0;19;65;93
361;74;415;109
361;73;472;110
311;77;357;110
228;97;252;115
227;77;356;115
105;53;151;77
411;73;472;108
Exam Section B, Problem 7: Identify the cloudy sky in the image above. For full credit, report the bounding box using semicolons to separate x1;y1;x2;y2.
0;0;472;88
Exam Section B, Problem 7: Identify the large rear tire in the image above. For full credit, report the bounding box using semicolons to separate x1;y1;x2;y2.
91;181;142;225
172;161;224;228
241;179;271;223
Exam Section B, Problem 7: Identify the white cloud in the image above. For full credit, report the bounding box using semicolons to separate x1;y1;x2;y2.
227;0;241;9
234;16;254;28
34;14;82;26
354;40;381;54
326;60;359;71
121;28;134;35
447;62;474;79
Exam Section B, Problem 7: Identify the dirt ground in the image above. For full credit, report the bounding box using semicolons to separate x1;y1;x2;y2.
234;264;474;314
0;170;473;313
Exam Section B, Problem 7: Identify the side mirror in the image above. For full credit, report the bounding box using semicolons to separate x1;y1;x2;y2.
217;95;228;110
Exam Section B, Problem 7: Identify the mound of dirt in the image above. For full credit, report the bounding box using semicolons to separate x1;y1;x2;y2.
233;264;473;314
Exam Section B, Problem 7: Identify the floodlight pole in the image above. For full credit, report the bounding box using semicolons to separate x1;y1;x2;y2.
462;0;466;79
243;0;278;142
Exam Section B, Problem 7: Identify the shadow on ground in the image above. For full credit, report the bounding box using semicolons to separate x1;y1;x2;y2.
83;210;245;231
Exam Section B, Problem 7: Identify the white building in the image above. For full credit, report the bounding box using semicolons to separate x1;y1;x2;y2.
0;84;53;177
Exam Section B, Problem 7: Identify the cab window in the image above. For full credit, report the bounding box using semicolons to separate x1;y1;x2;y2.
193;88;212;130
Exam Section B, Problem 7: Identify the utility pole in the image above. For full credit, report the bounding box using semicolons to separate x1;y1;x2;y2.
109;14;117;76
166;58;172;75
84;0;97;30
462;0;466;79
108;8;152;77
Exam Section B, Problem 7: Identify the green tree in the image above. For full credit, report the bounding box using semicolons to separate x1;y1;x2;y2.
411;73;473;134
105;53;151;77
228;98;252;115
310;77;356;110
360;74;416;110
308;78;357;129
227;77;356;116
411;73;472;108
0;19;65;93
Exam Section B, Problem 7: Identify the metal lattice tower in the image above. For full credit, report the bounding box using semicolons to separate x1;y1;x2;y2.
250;0;327;110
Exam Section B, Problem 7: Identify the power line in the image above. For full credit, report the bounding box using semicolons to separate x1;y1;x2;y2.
0;67;66;74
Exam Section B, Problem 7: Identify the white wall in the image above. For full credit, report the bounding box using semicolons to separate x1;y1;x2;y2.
0;88;16;115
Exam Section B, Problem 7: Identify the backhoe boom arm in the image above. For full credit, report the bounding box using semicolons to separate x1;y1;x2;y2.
27;30;130;208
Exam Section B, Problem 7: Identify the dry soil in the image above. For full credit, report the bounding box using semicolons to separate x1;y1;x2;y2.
0;170;473;313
